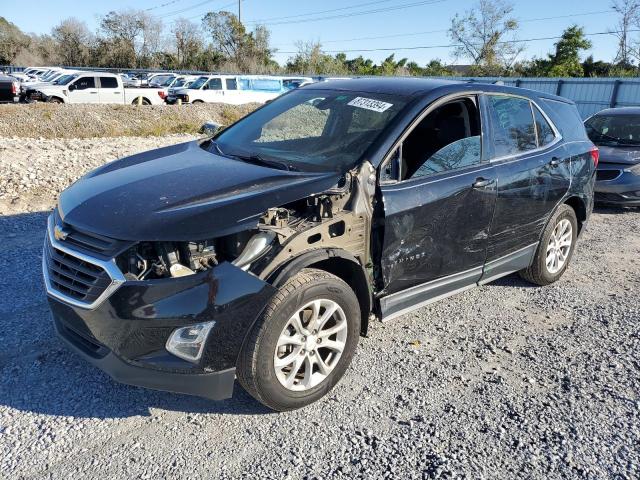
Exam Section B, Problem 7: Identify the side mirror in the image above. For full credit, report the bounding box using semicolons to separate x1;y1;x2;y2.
200;121;223;136
68;84;76;91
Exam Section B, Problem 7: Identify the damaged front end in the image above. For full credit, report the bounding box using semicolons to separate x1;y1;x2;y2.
44;160;377;400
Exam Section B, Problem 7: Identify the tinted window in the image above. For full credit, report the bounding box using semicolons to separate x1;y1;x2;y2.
206;78;222;90
533;106;556;146
488;96;537;157
73;77;95;90
225;78;237;90
99;77;118;88
403;98;482;180
585;114;640;146
541;99;587;142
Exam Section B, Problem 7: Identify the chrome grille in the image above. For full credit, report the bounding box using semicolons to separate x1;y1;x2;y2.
43;215;125;309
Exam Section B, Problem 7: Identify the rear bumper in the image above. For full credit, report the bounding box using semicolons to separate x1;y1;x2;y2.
54;315;236;400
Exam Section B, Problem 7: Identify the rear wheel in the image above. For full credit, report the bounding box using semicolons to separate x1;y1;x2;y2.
131;97;151;105
47;97;63;104
237;268;360;411
192;100;204;104
520;204;578;285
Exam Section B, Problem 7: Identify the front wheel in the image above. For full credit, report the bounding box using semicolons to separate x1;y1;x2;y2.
520;204;578;285
237;268;361;411
192;99;204;104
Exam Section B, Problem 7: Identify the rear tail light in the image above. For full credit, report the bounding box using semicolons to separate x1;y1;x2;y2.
590;146;599;168
11;82;18;95
158;90;166;99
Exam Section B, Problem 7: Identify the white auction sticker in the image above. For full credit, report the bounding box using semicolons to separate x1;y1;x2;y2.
347;97;393;113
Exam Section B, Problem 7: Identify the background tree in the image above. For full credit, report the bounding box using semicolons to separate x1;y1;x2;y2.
52;18;92;66
172;18;204;70
286;41;347;75
448;0;524;75
611;0;640;66
0;17;30;64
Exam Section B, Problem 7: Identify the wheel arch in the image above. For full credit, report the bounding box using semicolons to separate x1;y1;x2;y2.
563;195;587;234
267;248;373;336
47;96;65;103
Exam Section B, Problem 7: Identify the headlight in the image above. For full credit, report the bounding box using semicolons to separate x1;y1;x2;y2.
166;321;216;362
625;163;640;175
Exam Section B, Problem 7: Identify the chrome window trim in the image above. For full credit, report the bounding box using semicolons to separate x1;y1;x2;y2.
42;215;125;310
484;92;563;164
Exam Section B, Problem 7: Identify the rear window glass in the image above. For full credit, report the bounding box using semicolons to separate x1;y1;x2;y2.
226;78;237;90
487;95;537;157
533;106;556;146
99;77;118;88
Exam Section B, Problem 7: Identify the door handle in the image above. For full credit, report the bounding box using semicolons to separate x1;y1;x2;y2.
549;157;560;167
90;91;98;94
472;177;494;188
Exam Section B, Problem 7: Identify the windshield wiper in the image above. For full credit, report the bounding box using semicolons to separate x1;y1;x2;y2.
229;153;297;171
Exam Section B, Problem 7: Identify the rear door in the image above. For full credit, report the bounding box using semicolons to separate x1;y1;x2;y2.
481;94;570;282
378;94;497;320
97;76;122;104
68;76;99;103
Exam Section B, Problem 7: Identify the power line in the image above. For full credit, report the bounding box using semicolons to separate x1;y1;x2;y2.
244;0;395;24
153;0;225;19
276;28;640;54
245;0;447;27
145;0;181;11
181;0;238;20
271;9;615;47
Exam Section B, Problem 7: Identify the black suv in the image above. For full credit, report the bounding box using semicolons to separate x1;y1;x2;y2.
44;78;596;411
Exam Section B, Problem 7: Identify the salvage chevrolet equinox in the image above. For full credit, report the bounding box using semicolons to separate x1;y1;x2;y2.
44;78;597;411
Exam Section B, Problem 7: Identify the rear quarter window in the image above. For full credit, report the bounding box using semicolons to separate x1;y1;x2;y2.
540;99;588;142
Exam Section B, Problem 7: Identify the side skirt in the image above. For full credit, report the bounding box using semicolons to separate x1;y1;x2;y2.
378;243;538;322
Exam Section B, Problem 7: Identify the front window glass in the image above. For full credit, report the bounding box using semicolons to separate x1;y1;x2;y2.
585;114;640;146
213;90;409;173
402;98;482;180
72;77;95;90
205;78;222;90
189;76;209;89
487;95;537;157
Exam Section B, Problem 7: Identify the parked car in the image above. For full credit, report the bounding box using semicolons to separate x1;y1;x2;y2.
9;72;30;83
119;73;142;88
166;74;241;104
43;78;596;411
164;76;199;100
21;71;79;102
0;75;19;103
32;72;165;105
585;107;640;207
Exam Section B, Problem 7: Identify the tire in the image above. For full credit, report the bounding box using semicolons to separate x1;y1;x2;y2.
131;97;151;105
192;100;204;104
520;204;578;286
47;97;63;104
237;268;361;411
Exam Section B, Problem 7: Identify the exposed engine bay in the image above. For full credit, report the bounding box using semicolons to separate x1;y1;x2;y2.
115;162;377;284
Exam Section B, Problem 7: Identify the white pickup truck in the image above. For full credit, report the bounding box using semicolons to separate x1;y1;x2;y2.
33;72;165;105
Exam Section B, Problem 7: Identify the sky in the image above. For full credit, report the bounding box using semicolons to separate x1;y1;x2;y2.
2;0;623;66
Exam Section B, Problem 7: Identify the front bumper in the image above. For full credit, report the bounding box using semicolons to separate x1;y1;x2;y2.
44;221;277;399
595;164;640;206
53;313;236;400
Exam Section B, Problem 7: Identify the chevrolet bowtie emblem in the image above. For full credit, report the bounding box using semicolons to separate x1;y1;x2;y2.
54;225;70;241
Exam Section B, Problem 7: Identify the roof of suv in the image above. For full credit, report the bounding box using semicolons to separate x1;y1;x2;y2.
302;76;574;105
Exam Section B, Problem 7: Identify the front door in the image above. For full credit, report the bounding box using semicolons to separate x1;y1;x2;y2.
481;94;570;279
68;76;99;104
377;95;497;320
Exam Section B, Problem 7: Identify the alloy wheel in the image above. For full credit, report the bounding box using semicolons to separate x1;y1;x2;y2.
546;218;573;274
274;299;348;391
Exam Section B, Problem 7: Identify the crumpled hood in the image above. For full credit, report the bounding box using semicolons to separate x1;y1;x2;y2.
598;145;640;166
58;140;340;241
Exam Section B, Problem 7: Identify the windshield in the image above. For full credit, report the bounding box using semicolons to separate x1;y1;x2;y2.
213;89;409;173
189;76;209;89
585;114;640;146
53;74;75;85
149;75;174;86
172;78;189;88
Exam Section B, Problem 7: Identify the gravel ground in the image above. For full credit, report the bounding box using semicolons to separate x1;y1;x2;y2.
0;137;639;479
